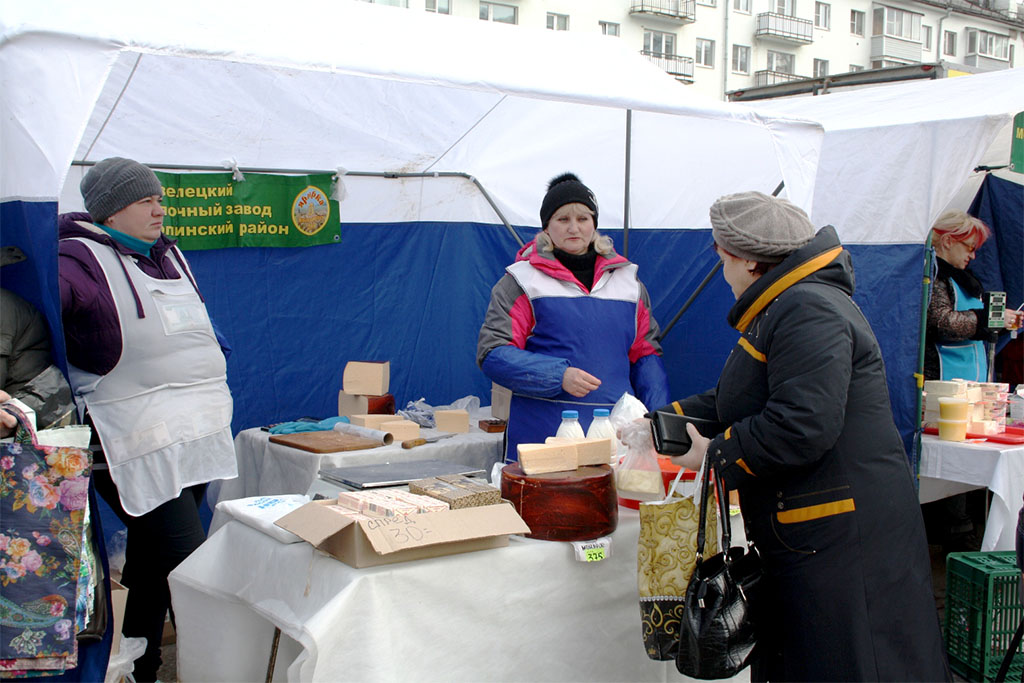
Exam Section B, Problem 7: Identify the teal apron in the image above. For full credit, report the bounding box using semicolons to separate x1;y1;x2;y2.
937;278;986;381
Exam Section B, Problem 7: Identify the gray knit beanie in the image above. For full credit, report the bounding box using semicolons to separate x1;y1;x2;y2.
81;157;163;224
710;191;815;263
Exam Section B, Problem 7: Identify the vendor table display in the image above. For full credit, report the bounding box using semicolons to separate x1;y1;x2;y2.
918;434;1024;550
169;510;751;682
211;408;503;530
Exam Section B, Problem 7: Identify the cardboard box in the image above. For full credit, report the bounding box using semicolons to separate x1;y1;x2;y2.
275;500;529;568
337;391;395;417
380;419;420;441
435;409;469;433
343;361;390;395
349;414;398;429
491;383;512;421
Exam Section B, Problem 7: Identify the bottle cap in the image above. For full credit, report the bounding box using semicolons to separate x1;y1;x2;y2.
561;410;579;419
593;409;610;417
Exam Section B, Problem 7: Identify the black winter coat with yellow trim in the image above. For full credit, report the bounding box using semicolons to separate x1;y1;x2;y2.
659;226;949;682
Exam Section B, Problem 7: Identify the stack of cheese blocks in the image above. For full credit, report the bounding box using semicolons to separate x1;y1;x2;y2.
409;474;501;509
516;437;614;475
339;361;420;441
923;380;1010;435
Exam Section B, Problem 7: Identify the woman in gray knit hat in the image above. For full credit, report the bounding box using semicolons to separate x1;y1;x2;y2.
652;191;949;681
59;157;237;682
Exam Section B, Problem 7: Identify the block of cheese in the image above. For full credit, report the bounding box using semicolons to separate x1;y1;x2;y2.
409;475;500;509
544;437;614;466
491;383;512;421
434;409;469;433
349;414;397;429
379;419;419;441
924;380;968;397
501;463;617;541
337;391;395;417
343;361;390;395
519;441;577;475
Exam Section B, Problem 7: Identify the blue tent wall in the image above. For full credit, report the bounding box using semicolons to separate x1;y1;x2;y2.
181;223;923;455
970;174;1024;329
1;207;924;456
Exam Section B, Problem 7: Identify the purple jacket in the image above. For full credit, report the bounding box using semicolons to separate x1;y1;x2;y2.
59;212;208;376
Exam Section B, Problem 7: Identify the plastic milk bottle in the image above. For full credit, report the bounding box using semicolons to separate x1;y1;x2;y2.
555;410;585;440
586;408;619;463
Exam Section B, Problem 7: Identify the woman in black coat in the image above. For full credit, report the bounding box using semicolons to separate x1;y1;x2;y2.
662;192;949;681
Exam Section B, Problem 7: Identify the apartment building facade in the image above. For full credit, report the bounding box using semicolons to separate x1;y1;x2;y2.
364;0;1024;99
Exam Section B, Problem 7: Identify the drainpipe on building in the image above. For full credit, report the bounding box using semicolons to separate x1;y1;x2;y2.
936;5;952;62
721;0;731;99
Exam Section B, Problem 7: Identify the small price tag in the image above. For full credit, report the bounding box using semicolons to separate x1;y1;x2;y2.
571;536;612;562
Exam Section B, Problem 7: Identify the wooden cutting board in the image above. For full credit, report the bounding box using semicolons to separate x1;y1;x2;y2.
269;430;383;453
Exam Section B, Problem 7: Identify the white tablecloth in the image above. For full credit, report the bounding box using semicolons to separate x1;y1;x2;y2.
169;510;748;683
210;408;503;531
919;434;1024;551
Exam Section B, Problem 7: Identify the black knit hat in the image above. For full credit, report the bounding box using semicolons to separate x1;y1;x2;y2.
539;173;598;229
81;157;164;224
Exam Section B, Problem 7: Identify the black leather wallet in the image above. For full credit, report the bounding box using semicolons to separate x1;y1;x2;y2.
650;411;725;456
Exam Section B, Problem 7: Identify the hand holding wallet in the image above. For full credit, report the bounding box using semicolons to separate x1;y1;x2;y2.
650;411;726;456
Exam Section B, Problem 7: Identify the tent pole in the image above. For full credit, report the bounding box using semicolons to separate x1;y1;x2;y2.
658;180;786;342
623;109;632;259
69;162;524;248
913;233;935;484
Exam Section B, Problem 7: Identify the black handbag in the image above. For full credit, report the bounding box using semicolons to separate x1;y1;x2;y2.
676;457;762;680
650;411;724;456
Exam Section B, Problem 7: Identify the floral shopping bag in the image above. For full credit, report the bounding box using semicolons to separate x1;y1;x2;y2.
0;404;92;671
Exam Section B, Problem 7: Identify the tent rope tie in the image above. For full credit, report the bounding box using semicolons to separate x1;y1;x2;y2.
332;167;349;203
222;158;245;182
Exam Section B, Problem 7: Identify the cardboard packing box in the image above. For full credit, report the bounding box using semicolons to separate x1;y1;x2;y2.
274;499;529;568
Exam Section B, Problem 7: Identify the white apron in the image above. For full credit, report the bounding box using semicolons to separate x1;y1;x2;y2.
66;238;237;516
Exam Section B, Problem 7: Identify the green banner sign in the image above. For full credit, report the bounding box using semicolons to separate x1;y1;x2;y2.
1011;112;1024;174
155;172;341;250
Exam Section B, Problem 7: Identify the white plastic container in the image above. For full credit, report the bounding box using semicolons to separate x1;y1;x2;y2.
585;408;619;463
555;410;585;440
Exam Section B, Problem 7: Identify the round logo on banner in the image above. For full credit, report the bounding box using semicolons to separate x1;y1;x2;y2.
292;186;331;236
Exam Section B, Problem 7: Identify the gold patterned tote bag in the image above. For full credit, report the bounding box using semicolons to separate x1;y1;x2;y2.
637;465;718;661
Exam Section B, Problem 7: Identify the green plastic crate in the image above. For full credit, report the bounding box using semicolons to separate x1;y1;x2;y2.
945;551;1024;682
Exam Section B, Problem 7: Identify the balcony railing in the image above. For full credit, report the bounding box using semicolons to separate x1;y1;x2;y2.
755;12;813;44
641;50;695;80
630;0;696;23
753;69;806;86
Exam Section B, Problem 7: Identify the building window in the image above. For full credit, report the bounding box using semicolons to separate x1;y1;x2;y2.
850;9;864;35
872;6;921;41
813;58;829;76
775;0;794;16
922;25;932;50
967;29;1010;59
599;21;620;36
480;1;516;24
732;44;751;73
644;29;677;57
697;0;717;7
733;0;751;12
944;30;956;56
546;12;569;30
696;38;715;67
814;2;830;29
362;0;407;5
426;0;450;12
849;63;864;71
767;49;796;74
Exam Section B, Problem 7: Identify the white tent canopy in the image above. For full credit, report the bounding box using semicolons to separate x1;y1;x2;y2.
756;70;1024;244
1;0;824;230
